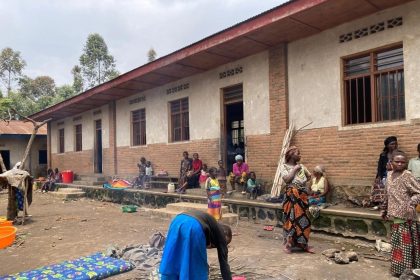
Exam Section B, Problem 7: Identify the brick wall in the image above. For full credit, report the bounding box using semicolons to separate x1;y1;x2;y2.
246;44;288;183
51;150;93;174
293;123;420;186
116;139;220;176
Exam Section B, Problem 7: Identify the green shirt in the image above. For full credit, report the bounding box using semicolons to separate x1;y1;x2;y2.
408;157;420;180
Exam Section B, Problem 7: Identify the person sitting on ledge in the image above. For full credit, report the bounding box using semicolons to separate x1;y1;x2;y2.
246;171;261;200
308;165;329;206
229;154;249;194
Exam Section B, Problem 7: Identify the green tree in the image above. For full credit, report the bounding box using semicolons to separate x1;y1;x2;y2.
0;47;26;93
78;33;119;89
53;85;76;104
17;75;57;115
147;48;157;62
71;65;83;93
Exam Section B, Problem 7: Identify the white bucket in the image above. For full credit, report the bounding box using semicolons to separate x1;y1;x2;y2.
167;183;175;193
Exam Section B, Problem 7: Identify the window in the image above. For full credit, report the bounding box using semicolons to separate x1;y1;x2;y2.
74;124;82;152
170;98;189;142
58;128;65;153
132;109;146;146
343;45;404;125
39;150;47;164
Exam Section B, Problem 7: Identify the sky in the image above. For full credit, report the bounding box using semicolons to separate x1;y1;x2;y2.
0;0;288;92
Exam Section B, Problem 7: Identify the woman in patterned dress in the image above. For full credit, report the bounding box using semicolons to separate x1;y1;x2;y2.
206;167;222;221
381;150;420;276
281;146;313;253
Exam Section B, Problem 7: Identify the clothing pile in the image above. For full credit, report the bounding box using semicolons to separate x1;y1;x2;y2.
106;232;165;276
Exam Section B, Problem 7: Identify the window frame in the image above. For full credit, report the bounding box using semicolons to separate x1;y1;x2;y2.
341;42;404;126
169;98;190;142
58;128;65;154
131;108;146;146
74;124;83;152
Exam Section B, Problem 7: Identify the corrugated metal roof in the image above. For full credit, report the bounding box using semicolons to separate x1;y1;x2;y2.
0;120;47;135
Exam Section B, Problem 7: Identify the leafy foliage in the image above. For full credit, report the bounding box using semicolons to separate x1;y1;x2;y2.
78;33;119;89
147;48;157;62
0;47;26;93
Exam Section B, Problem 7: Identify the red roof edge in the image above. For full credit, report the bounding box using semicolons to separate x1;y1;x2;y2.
30;0;328;121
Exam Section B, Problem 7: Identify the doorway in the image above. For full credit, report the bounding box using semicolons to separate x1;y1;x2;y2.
222;84;244;174
0;150;10;172
94;120;103;173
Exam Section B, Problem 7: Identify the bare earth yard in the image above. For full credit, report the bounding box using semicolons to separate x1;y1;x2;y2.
0;192;395;280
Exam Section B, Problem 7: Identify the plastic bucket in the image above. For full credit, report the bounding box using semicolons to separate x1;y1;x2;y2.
61;170;74;183
167;183;175;193
0;226;17;249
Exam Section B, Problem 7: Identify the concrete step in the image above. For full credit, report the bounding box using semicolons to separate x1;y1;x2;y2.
166;202;230;214
75;175;108;181
147;208;238;225
50;191;85;199
50;187;86;199
72;180;106;186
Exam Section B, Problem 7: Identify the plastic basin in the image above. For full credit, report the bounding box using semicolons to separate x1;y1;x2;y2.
0;220;13;227
62;170;74;183
0;226;17;249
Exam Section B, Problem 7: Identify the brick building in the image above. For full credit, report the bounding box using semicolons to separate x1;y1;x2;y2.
31;0;420;196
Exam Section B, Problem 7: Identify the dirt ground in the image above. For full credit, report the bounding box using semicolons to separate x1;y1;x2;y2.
0;191;396;280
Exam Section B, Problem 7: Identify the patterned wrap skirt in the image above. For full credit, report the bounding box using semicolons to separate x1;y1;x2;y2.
207;186;222;221
390;221;420;275
282;186;311;248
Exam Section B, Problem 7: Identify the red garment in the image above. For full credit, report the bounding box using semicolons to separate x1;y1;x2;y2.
192;159;202;172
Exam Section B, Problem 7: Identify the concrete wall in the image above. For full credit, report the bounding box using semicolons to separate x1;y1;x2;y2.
50;104;110;154
0;136;47;176
288;1;420;130
115;51;270;147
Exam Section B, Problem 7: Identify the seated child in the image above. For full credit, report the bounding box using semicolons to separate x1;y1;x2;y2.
246;171;261;200
177;170;195;194
309;165;329;206
41;168;54;193
199;164;209;189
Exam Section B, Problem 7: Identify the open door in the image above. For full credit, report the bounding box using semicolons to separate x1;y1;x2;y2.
221;84;244;174
94;120;103;174
0;150;10;172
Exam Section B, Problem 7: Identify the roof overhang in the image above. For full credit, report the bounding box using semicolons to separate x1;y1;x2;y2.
30;0;413;121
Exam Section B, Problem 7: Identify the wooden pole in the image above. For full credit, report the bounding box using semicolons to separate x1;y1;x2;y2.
0;152;6;173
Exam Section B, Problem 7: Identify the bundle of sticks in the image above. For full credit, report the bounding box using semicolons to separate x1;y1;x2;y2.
270;122;295;198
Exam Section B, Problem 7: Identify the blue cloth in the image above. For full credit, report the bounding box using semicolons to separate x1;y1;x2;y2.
0;252;133;280
15;188;24;211
308;196;326;206
159;214;208;280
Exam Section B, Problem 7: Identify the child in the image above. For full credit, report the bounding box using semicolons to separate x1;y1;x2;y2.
199;164;209;189
408;143;420;182
217;160;227;195
246;171;261;200
135;157;147;188
41;169;54;192
206;167;222;221
381;150;420;276
177;170;194;194
54;168;62;183
308;165;329;206
144;161;153;188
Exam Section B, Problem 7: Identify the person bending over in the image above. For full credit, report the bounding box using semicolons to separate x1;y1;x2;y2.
159;210;232;280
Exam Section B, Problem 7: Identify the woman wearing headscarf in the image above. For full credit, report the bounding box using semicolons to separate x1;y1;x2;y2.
228;154;249;194
281;146;313;253
371;136;398;207
309;165;329;206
